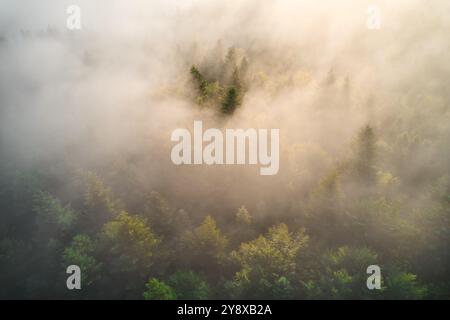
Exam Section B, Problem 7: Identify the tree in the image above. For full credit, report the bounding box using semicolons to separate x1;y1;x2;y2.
190;47;248;114
143;191;176;236
308;169;347;245
99;212;160;298
384;268;427;299
222;87;239;114
413;175;450;296
82;172;121;233
142;191;191;275
352;197;420;261
227;224;308;299
190;65;222;106
353;125;377;184
143;278;176;300
167;271;210;300
235;206;251;225
0;170;43;240
84;173;120;214
228;206;256;247
190;65;208;100
183;215;228;275
62;234;102;289
143;191;191;238
305;246;382;300
221;47;238;84
240;57;249;82
101;212;159;273
26;191;79;297
33;191;77;243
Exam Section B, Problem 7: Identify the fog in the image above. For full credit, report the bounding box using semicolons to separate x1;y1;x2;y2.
1;0;449;219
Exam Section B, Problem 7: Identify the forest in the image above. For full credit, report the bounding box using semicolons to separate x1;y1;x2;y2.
0;1;449;299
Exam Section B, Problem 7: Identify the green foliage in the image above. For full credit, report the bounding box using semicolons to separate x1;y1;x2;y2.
221;87;239;114
185;215;228;257
190;65;209;102
353;197;421;260
189;46;247;114
167;271;210;300
183;215;228;273
308;169;346;244
143;278;177;300
100;212;160;275
33;191;77;241
353;125;377;184
384;269;427;299
314;170;342;198
143;191;177;235
228;206;256;247
306;247;381;299
228;224;308;299
84;172;120;214
0;170;43;239
271;276;295;299
0;40;449;300
82;172;122;233
235;206;251;225
1;123;447;299
63;234;101;287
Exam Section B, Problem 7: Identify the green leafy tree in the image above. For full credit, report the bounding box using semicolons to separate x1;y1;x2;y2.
168;271;210;300
228;206;256;247
82;172;121;233
62;234;102;288
305;247;382;299
142;191;191;275
33;191;77;243
143;191;191;238
413;175;450;297
101;212;159;273
183;215;228;275
352;197;421;261
99;212;160;298
143;278;177;300
227;224;308;299
384;268;427;299
25;191;78;297
236;206;251;225
0;170;43;240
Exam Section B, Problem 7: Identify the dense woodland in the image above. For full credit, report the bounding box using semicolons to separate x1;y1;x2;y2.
1;43;449;299
0;1;449;300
